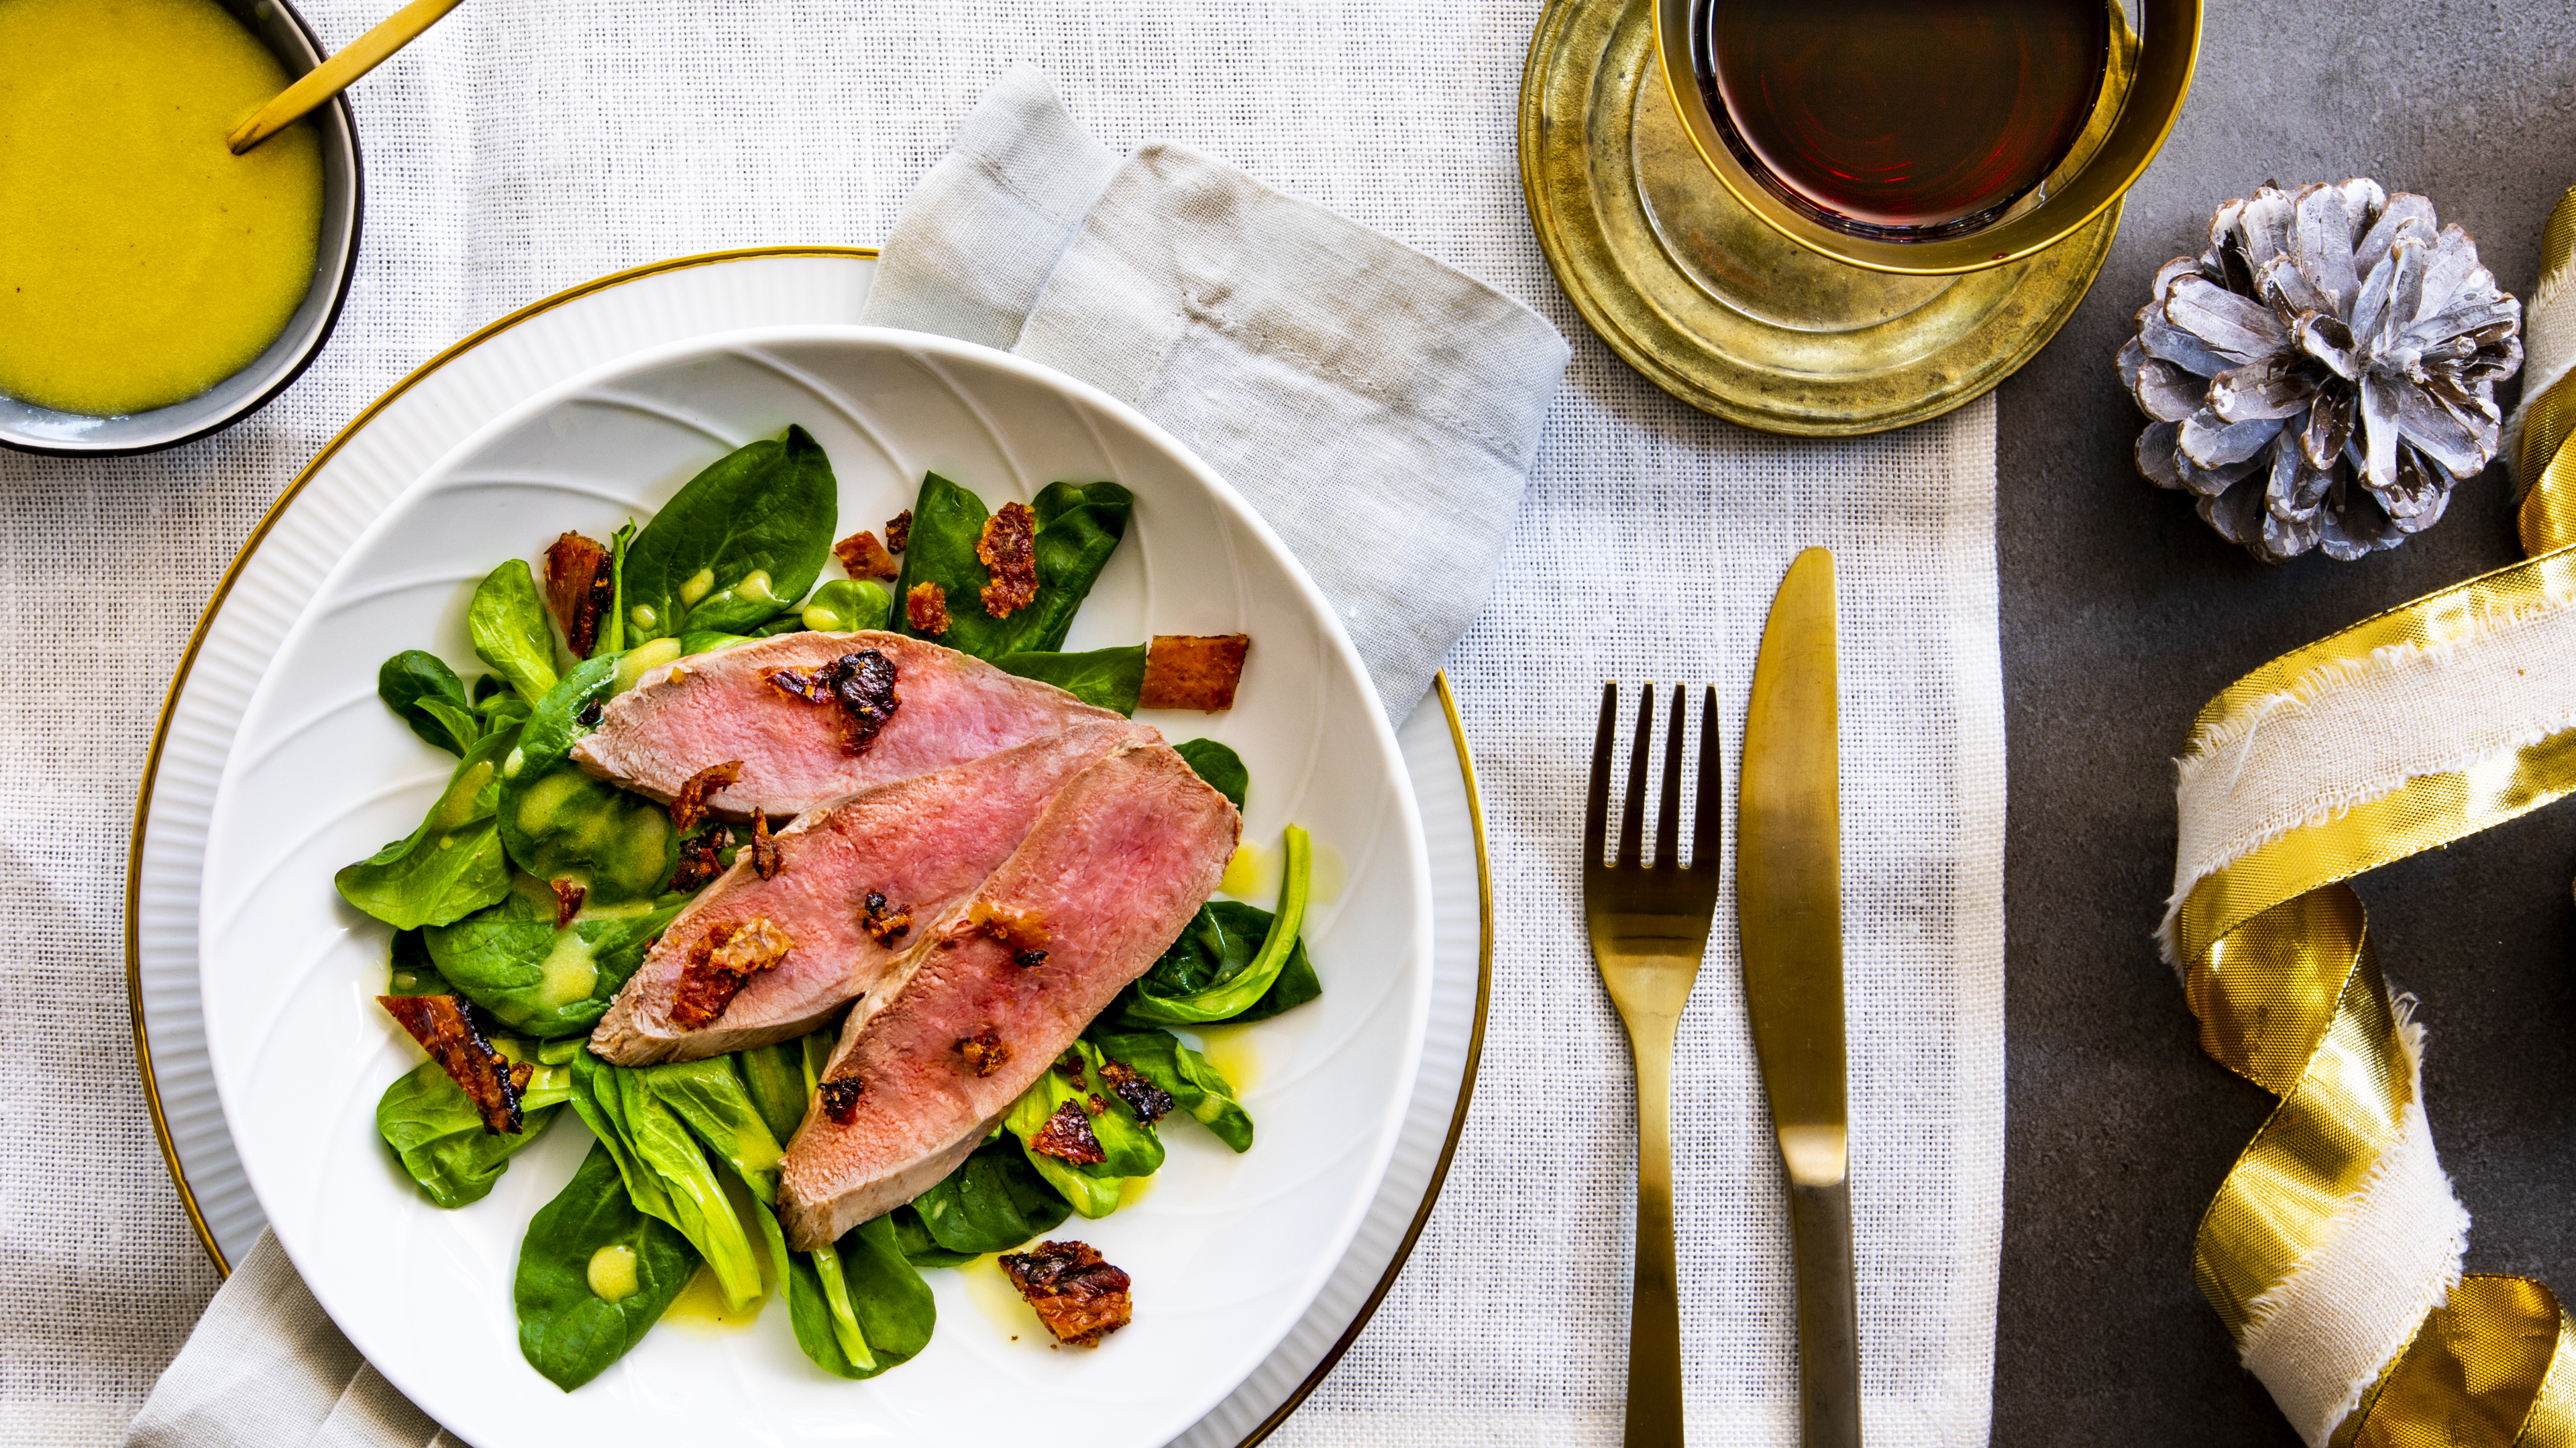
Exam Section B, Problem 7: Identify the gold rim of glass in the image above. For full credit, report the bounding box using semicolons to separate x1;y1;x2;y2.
1652;0;2202;276
123;244;1493;1442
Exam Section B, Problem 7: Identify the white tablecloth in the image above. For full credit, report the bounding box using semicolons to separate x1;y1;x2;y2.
0;3;2006;1443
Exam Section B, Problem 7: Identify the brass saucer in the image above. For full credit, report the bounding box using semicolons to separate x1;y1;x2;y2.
1519;0;2123;437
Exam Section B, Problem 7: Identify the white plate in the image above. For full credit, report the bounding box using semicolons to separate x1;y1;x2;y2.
195;325;1434;1448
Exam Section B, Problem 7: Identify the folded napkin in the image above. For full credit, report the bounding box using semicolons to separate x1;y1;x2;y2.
125;65;1564;1447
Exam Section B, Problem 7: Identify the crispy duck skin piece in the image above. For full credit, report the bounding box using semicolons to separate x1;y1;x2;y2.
768;649;899;757
976;501;1039;618
544;532;614;659
1138;634;1250;712
570;631;1126;820
999;1241;1133;1347
378;994;531;1134
833;529;900;580
549;878;586;930
671;761;744;833
1096;1058;1173;1125
668;917;792;1029
588;720;1152;1065
775;740;1240;1249
906;581;951;635
669;826;733;893
884;509;912;553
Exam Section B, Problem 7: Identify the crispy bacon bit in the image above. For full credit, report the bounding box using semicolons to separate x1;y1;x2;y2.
671;760;743;832
1138;634;1251;712
970;901;1050;954
976;501;1040;618
1028;1099;1106;1164
669;826;733;892
669;917;792;1028
748;812;784;881
377;994;531;1134
549;878;586;930
818;1076;864;1125
999;1241;1133;1347
833;529;900;581
543;532;615;659
576;698;605;728
885;509;912;553
767;649;900;755
859;891;912;948
1097;1058;1174;1124
1054;1051;1088;1082
906;581;951;634
958;1029;1012;1078
1013;948;1049;969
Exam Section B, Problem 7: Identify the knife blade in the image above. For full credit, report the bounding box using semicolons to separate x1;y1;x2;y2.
1736;546;1861;1448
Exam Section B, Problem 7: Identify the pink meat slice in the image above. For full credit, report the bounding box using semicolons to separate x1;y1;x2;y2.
570;630;1128;819
777;741;1241;1249
588;720;1153;1065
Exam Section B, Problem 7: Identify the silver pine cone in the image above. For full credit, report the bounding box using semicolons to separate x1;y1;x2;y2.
2119;179;2522;563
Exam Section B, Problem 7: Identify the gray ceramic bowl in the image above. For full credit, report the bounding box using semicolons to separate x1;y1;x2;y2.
1;0;362;457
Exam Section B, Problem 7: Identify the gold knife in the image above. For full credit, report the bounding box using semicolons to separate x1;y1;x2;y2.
1737;547;1861;1447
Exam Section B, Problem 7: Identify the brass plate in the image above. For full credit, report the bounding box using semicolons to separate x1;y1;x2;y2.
1519;0;2123;437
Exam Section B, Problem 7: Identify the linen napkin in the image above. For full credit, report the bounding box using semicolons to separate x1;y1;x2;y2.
123;64;1567;1448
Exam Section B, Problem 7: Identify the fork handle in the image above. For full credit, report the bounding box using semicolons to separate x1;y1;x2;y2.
1623;1019;1684;1448
1786;1178;1862;1447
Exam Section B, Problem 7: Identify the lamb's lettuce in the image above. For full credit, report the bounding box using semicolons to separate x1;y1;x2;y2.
375;1056;566;1208
469;559;561;706
496;653;675;903
335;726;519;930
570;1056;764;1314
1088;1026;1254;1152
1002;1040;1165;1219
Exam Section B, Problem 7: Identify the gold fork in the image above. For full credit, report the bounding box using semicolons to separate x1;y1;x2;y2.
1584;681;1723;1448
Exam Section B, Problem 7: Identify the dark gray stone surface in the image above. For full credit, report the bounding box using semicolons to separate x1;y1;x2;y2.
1990;1;2576;1441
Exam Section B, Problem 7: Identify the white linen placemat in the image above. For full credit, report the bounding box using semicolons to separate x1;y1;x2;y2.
2;6;2005;1444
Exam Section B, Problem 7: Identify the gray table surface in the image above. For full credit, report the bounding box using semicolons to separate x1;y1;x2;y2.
1990;0;2576;1439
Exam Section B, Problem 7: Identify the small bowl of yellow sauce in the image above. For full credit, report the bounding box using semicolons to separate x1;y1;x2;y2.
0;0;361;455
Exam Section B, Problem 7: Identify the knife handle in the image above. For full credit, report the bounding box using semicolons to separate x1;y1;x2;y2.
1786;1178;1862;1447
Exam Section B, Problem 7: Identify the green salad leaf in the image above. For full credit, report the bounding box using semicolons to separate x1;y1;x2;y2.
375;1057;566;1208
784;1214;936;1379
1088;1026;1255;1152
570;1056;765;1313
515;1142;698;1391
738;1039;812;1144
1107;829;1320;1028
470;560;562;706
892;476;1133;659
496;653;676;903
335;726;519;930
800;578;892;634
385;929;449;997
911;1133;1072;1254
994;645;1147;714
425;881;684;1038
887;1207;975;1269
378;651;481;756
1173;738;1248;811
637;1056;785;1204
1003;1040;1165;1219
621;426;838;641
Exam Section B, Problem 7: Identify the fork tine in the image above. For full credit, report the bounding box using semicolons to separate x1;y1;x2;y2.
1655;682;1686;869
1585;681;1615;869
1693;685;1722;871
1616;683;1653;868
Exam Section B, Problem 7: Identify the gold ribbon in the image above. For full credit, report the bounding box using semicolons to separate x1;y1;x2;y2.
2177;182;2576;1448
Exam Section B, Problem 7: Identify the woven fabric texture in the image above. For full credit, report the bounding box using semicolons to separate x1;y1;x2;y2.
1;3;2006;1443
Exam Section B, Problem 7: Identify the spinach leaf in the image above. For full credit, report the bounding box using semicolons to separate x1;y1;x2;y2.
784;1213;935;1379
1110;827;1313;1026
1173;738;1248;811
497;654;675;903
375;1058;564;1208
888;1207;975;1268
335;726;519;930
639;1056;784;1205
621;426;837;642
995;645;1146;715
378;651;480;756
514;1141;696;1391
739;1040;811;1144
892;476;1133;659
570;1056;764;1313
1088;1027;1254;1152
800;579;892;634
912;1133;1072;1253
470;560;561;706
425;883;683;1038
385;929;449;996
1002;1040;1165;1220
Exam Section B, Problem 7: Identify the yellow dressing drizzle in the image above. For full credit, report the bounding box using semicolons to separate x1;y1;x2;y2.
0;0;325;415
585;1245;639;1302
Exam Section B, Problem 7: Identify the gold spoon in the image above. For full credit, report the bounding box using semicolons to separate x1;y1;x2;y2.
227;0;463;154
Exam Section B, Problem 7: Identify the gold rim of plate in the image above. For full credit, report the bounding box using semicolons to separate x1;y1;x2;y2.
123;243;1495;1441
1519;0;2123;437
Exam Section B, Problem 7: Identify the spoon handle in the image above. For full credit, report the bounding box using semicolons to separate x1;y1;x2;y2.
229;0;464;154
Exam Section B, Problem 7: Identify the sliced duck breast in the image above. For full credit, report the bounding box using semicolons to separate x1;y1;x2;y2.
572;631;1128;819
777;741;1240;1249
589;719;1152;1065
